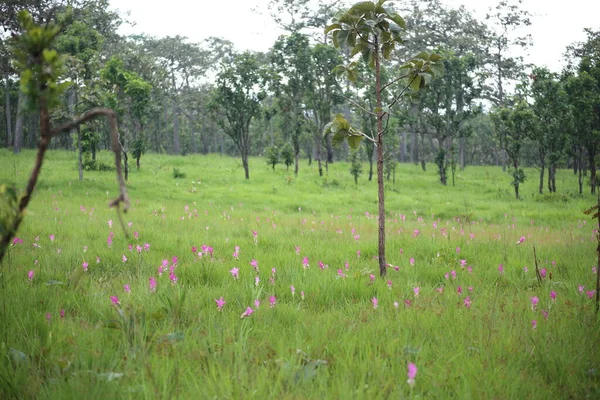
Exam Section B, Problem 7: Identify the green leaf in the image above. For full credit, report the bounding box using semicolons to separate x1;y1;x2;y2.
410;75;422;92
347;134;363;150
390;13;406;29
324;23;341;35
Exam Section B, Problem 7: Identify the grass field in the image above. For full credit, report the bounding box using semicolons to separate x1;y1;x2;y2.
1;149;599;399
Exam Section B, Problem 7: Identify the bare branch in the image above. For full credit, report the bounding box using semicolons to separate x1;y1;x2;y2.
51;108;130;213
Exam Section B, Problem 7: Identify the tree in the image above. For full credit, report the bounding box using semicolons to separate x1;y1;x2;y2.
265;145;280;170
325;0;442;277
210;52;267;179
270;32;312;176
349;149;362;187
529;67;568;194
490;100;537;199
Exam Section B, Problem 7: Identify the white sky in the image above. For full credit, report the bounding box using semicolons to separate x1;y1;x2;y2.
110;0;600;72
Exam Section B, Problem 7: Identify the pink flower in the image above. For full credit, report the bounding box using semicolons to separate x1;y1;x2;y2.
369;274;375;283
255;276;260;286
517;236;525;245
302;257;309;268
301;291;305;300
523;266;528;273
230;267;240;279
149;277;157;292
82;261;88;271
169;271;178;284
28;270;34;281
254;299;261;309
122;254;127;263
371;297;378;309
456;247;460;254
578;285;585;294
108;220;113;228
460;259;467;267
498;264;504;274
409;257;415;266
356;250;361;258
123;284;131;293
136;245;142;253
404;299;412;307
464;296;472;308
407;363;417;386
413;287;420;298
290;285;296;296
49;234;55;242
240;307;254;318
586;290;596;299
437;287;444;294
540;268;547;279
250;259;258;271
394;301;399;308
46;313;51;322
96;256;101;264
134;231;139;239
530;296;539;310
269;296;276;308
542;310;549;320
387;280;392;289
110;296;120;306
457;286;463;295
337;269;346;278
295;246;301;255
60;309;65;319
444;273;449;280
215;297;225;311
144;243;150;252
550;291;556;302
532;320;537;329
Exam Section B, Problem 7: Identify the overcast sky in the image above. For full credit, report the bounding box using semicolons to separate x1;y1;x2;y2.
110;0;599;72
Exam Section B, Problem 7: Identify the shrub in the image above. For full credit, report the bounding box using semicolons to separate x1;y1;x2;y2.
172;168;187;179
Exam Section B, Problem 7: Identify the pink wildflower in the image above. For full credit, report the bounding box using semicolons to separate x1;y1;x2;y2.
407;363;417;386
149;277;157;292
110;296;120;306
371;297;378;309
269;296;276;308
240;307;254;319
215;297;225;311
28;270;34;281
230;267;239;279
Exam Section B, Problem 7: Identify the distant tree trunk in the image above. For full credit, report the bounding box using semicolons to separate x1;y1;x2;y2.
459;136;465;170
539;148;545;195
315;134;322;176
69;88;83;181
551;165;556;192
513;159;520;199
191;126;198;154
400;130;406;162
13;90;24;154
5;73;12;148
501;149;507;172
589;150;596;195
123;149;129;181
579;147;584;195
326;134;333;164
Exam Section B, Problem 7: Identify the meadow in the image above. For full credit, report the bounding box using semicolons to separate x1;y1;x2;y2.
0;148;599;399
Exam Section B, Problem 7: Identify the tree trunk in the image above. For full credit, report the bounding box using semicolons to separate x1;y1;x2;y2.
191;126;198;154
315;134;322;176
294;148;300;177
374;38;386;278
539;148;545;195
501;149;507;172
123;150;129;181
77;126;83;181
326;134;333;164
590;152;596;195
459;136;465;170
13;90;24;154
242;153;250;179
579;147;584;195
400;130;406;162
5;73;12;148
551;165;557;193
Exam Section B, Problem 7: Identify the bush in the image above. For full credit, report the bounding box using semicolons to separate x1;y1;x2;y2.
265;145;280;170
280;143;294;170
172;168;186;179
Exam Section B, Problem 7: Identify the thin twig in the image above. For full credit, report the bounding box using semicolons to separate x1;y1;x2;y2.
533;245;542;285
343;95;377;117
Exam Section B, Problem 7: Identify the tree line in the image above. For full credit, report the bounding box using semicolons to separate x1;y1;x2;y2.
0;0;599;197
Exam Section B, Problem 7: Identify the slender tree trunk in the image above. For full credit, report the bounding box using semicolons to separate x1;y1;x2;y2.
539;148;545;195
123;150;129;181
579;147;584;195
501;149;507;172
77;126;83;180
368;153;374;181
459;136;465;170
514;159;519;199
590;151;596;195
243;153;249;179
400;130;406;162
326;134;333;164
5;73;12;148
191;126;198;154
374;39;386;278
13;90;24;154
316;134;323;177
551;164;557;192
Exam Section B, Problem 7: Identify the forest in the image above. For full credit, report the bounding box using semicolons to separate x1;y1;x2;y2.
0;0;598;194
1;0;600;398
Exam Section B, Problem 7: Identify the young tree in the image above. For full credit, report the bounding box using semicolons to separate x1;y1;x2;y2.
1;11;128;263
490;101;537;199
209;52;268;179
325;0;442;277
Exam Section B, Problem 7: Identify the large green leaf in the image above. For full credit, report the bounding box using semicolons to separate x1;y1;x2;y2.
347;134;363;149
409;75;422;92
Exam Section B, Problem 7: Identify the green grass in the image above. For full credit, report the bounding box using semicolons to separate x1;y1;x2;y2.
1;149;599;399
